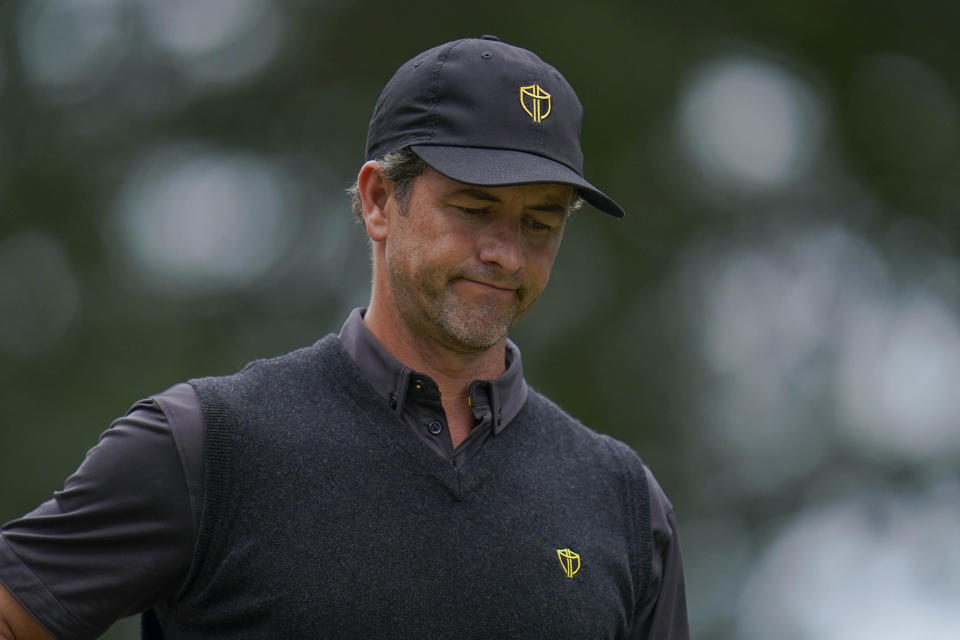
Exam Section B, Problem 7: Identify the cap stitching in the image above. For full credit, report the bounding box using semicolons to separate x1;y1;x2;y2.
427;40;467;143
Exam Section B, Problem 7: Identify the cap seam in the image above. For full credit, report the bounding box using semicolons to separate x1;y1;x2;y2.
428;40;467;144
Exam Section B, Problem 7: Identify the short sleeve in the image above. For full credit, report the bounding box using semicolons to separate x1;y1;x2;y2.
0;384;202;640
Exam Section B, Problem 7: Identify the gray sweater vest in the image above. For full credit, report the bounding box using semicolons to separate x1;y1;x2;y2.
148;335;652;638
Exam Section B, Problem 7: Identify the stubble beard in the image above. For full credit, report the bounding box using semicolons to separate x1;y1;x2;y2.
433;285;519;351
388;260;538;353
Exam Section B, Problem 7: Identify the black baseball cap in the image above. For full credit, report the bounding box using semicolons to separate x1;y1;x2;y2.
364;36;625;217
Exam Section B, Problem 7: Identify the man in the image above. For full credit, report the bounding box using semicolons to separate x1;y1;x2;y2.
0;36;688;639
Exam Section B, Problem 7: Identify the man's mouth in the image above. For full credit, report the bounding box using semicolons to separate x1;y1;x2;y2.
459;278;519;295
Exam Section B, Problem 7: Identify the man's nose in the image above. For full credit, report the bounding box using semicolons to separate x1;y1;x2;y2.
477;221;523;272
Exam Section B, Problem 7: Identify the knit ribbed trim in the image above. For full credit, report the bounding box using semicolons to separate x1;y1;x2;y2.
177;381;234;602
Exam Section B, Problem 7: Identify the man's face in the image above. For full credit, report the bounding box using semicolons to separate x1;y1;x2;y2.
383;167;570;353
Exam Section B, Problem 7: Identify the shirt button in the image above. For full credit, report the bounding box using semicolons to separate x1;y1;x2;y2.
428;421;443;436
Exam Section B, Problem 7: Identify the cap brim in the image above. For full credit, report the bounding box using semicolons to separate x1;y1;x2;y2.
411;145;625;218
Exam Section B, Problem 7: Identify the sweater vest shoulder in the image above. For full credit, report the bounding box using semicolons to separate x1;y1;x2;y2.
147;335;652;639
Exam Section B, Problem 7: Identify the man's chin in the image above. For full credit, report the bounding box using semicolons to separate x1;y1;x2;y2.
435;312;514;353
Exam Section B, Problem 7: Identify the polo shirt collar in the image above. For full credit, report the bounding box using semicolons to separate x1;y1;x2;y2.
337;308;527;435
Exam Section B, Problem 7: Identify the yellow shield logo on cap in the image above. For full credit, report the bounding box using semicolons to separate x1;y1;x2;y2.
520;84;552;123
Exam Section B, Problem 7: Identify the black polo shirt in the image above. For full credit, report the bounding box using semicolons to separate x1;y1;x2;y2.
338;307;528;468
0;309;687;639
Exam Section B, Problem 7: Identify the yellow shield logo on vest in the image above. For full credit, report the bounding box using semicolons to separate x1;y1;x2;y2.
556;548;581;579
520;84;552;123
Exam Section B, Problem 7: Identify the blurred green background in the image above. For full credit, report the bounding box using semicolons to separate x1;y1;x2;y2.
3;1;960;638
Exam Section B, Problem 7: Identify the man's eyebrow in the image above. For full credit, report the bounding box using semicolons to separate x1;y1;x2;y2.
451;188;568;214
529;202;568;215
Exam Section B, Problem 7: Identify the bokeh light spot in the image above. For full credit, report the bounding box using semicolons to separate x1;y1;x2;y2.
678;55;825;194
138;0;284;86
111;145;297;296
17;0;125;102
838;293;960;459
674;226;879;491
673;217;960;493
738;488;960;640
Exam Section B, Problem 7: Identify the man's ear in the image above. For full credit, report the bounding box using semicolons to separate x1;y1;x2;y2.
357;160;392;243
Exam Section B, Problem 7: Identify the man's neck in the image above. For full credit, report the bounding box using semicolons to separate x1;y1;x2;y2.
363;303;507;448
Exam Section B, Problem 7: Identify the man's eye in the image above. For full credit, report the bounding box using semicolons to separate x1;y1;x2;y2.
458;207;487;215
525;217;552;232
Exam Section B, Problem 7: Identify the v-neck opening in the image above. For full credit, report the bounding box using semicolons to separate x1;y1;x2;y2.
325;335;515;501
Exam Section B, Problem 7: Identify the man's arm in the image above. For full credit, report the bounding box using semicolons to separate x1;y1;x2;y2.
0;385;202;638
0;583;52;640
631;466;690;639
